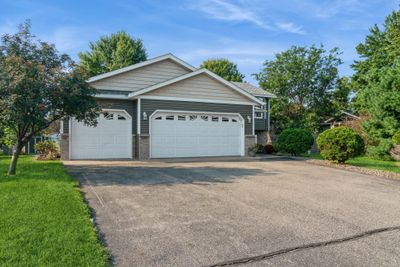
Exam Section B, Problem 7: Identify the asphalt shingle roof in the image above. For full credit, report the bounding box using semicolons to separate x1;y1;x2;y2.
231;82;275;98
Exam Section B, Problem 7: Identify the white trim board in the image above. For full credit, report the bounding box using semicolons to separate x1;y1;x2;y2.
87;54;196;83
128;69;264;105
137;98;141;135
95;94;129;100
139;95;257;106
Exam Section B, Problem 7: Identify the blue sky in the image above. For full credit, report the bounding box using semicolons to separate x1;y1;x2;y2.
0;0;397;84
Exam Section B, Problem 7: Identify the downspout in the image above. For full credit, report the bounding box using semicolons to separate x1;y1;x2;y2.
267;98;272;144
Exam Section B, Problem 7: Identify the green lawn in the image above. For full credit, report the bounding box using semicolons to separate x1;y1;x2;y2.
0;156;109;267
303;153;400;173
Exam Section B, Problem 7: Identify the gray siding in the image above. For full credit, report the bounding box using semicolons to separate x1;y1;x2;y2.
255;118;267;131
146;73;252;103
140;99;253;135
255;98;269;131
97;99;137;133
62;118;69;133
90;59;190;92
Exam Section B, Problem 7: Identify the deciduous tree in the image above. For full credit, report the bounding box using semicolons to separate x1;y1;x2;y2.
79;31;147;76
254;45;342;133
200;58;244;82
0;21;100;175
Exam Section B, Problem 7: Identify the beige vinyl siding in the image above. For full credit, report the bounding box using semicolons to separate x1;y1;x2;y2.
145;73;252;103
90;59;190;92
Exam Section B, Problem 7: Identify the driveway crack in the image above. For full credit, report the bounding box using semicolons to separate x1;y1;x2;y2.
206;225;400;266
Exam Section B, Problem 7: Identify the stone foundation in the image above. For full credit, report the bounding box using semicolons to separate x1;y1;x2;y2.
137;134;149;160
255;131;269;144
60;134;69;160
245;135;257;156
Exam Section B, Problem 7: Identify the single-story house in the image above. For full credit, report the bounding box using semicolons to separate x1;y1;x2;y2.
321;111;360;130
60;54;275;160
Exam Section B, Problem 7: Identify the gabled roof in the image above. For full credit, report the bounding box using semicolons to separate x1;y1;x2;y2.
128;69;264;105
232;82;276;98
324;111;360;123
87;53;197;83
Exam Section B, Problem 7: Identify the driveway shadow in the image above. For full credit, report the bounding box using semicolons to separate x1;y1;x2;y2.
66;165;276;186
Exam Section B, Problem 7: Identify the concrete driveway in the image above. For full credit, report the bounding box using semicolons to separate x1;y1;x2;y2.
64;157;400;266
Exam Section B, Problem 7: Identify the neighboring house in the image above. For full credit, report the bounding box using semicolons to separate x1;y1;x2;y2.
60;54;275;160
321;111;360;130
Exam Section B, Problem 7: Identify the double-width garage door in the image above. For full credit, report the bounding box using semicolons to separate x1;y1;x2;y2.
70;110;132;159
150;111;244;158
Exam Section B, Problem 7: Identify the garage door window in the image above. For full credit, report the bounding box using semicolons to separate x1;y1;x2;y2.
117;114;126;120
104;112;114;120
201;115;209;121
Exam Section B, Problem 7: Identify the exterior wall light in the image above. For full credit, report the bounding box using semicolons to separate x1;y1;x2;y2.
247;115;251;123
142;112;148;121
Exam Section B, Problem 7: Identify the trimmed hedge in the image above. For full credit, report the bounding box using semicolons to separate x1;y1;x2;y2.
276;128;313;155
317;127;364;163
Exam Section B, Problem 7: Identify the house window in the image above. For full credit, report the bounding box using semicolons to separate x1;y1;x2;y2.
211;116;219;122
178;115;186;121
255;112;263;119
166;115;174;120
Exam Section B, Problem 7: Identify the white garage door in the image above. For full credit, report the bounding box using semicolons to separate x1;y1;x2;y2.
71;110;132;159
150;111;244;158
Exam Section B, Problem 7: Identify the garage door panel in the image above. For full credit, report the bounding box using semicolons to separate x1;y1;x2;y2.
150;111;243;158
71;110;132;159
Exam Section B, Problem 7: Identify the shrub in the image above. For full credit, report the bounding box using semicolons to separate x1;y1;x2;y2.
35;140;59;160
317;127;365;163
392;130;400;145
265;144;275;154
276;128;313;156
367;139;394;161
254;144;265;153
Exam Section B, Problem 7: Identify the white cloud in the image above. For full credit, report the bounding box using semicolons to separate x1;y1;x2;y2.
194;0;271;29
297;0;367;19
276;22;306;35
193;0;307;34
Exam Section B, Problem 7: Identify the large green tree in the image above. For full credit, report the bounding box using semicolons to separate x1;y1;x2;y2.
200;58;244;81
79;31;147;76
254;45;342;133
352;10;400;140
0;22;100;175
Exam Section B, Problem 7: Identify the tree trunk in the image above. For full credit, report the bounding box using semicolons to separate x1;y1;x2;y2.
8;142;23;175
